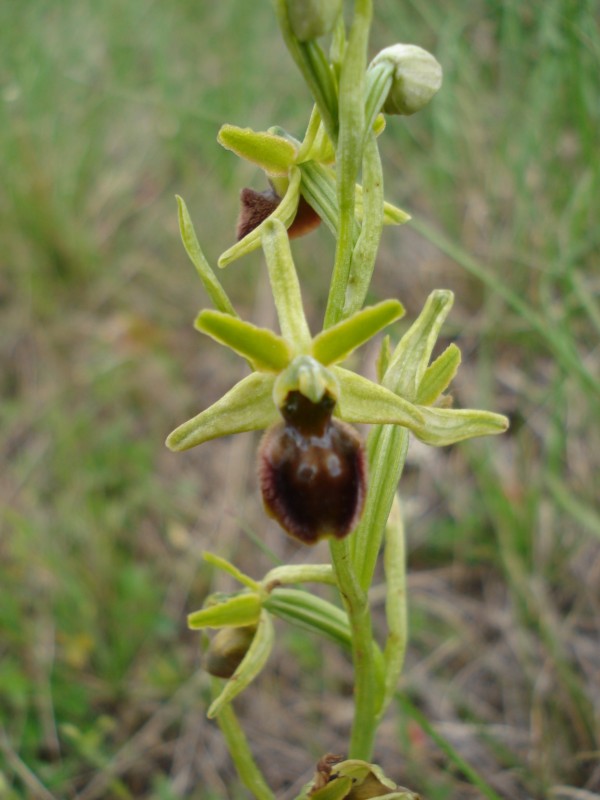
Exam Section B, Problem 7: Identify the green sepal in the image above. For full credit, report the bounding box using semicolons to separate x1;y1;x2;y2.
217;124;297;176
218;167;302;267
195;310;291;372
383;289;454;401
312;300;404;365
207;609;274;718
176;196;237;316
413;405;509;446
416;343;461;405
261;218;312;349
188;592;262;630
165;372;278;451
333;367;425;428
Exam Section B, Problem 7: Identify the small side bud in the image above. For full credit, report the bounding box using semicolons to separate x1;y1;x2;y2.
285;0;342;41
205;625;257;679
370;44;442;116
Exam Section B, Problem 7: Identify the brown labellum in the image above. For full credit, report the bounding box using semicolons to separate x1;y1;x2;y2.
236;186;321;241
258;391;366;545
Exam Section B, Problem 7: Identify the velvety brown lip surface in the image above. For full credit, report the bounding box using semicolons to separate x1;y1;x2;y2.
258;391;366;545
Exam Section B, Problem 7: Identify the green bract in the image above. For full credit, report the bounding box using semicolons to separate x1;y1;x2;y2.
166;218;508;455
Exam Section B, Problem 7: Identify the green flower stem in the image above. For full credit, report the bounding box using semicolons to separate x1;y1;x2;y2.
212;680;275;800
273;0;338;143
324;0;373;328
329;535;378;760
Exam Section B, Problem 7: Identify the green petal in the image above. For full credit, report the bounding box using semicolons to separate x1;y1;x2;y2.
165;372;277;451
218;167;302;267
312;300;404;365
261;218;312;350
195;309;291;372
207;609;274;718
383;289;454;401
176;196;237;316
416;343;461;405
187;592;262;630
413;405;509;446
333;367;425;428
217;124;297;176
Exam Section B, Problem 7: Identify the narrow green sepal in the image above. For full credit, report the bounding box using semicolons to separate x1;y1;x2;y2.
413;406;509;446
195;309;291;372
261;218;313;349
218;167;302;268
207;610;274;718
176;196;237;316
383;289;454;401
312;300;404;366
188;592;262;630
217;124;297;176
333;367;425;428
416;343;461;405
166;372;278;451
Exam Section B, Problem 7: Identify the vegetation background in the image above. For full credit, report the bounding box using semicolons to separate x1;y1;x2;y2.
1;1;599;798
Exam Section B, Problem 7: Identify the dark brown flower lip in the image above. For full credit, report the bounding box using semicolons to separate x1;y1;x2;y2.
258;395;366;545
236;185;321;242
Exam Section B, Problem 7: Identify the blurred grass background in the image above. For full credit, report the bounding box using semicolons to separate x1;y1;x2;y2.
1;1;599;798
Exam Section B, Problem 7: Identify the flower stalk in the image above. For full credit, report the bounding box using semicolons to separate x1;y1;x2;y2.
166;1;508;796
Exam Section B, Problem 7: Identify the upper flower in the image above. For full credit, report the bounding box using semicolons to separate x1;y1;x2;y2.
215;118;409;268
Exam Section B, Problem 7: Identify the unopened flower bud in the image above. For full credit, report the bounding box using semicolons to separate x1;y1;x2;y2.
285;0;342;41
258;390;366;545
205;625;257;679
370;44;442;116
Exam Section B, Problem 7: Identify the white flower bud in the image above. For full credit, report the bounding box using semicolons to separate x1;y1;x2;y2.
370;44;442;116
